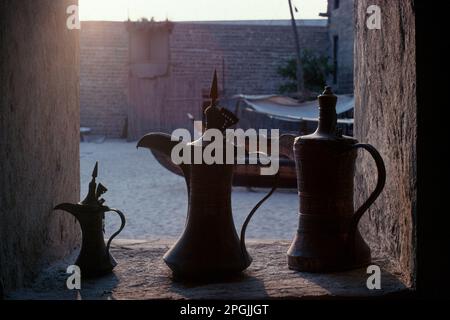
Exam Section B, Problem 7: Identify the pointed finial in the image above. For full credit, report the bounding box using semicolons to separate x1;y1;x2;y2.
210;70;218;106
92;161;98;179
81;161;100;205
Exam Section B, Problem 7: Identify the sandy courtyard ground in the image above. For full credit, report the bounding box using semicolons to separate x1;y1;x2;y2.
80;139;298;240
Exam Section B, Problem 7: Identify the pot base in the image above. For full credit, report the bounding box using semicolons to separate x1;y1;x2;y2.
287;254;371;273
287;227;371;273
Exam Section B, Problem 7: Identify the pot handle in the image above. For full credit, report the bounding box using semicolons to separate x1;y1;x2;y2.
104;208;126;256
348;143;386;234
240;171;279;256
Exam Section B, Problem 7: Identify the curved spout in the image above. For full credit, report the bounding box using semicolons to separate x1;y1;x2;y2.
53;203;84;220
137;132;191;190
137;133;180;159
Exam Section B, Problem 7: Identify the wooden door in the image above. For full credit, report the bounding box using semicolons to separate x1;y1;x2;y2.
128;75;202;141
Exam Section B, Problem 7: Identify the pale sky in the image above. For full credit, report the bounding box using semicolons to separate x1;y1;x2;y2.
79;0;328;22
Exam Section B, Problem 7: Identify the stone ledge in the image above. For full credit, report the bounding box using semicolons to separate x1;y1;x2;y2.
8;240;410;300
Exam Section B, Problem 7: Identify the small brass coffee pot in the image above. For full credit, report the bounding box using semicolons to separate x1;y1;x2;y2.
54;162;126;277
287;87;386;272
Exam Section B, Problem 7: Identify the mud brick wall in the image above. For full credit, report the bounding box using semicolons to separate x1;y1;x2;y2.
327;0;354;93
80;22;129;138
0;0;80;292
169;22;329;95
354;0;416;286
80;21;329;137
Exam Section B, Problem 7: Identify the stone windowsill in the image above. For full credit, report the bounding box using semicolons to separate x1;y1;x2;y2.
8;240;411;300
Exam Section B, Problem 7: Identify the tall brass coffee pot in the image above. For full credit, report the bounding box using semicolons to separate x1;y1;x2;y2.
286;87;386;272
137;73;277;280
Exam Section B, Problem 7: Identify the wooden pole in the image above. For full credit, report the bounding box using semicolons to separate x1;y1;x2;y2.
288;0;305;96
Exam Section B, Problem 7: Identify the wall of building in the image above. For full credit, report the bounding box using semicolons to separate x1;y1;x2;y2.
80;22;129;138
354;0;416;286
327;0;354;93
80;21;329;137
0;0;80;292
170;22;329;95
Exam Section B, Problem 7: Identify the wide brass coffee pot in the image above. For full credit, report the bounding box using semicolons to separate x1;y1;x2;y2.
286;87;386;272
137;73;277;280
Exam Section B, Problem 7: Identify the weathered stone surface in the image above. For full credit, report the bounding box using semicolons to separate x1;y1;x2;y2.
8;240;409;300
354;1;416;286
0;0;80;292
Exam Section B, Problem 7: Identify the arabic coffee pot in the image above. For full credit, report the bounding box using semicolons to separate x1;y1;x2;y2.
286;86;386;272
137;71;277;280
54;162;126;278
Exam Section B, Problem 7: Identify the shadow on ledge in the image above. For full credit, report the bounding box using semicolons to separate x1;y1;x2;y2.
291;266;410;299
167;272;269;300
